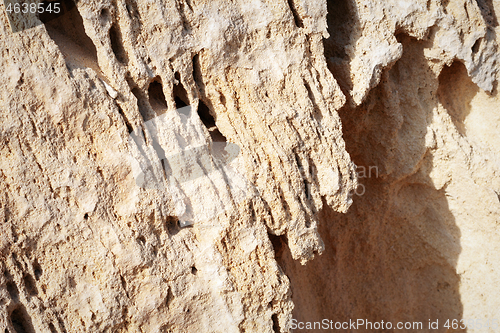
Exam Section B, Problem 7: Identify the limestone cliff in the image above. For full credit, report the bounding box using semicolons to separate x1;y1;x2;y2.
0;0;499;332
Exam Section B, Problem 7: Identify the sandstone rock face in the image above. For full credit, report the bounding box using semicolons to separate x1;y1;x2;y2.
280;0;500;332
0;1;499;333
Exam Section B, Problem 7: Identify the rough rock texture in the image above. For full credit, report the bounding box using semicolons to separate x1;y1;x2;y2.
0;0;355;332
279;0;500;332
1;0;499;333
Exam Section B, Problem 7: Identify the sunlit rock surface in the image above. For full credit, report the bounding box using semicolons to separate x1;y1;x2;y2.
0;0;499;332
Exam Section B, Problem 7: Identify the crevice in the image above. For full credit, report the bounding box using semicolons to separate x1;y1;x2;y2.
269;234;287;260
294;154;310;201
324;0;359;99
186;0;193;12
57;316;67;333
40;0;100;74
109;23;129;64
304;80;323;122
287;0;304;28
165;288;174;309
120;275;129;298
116;104;133;134
192;54;203;89
177;0;193;35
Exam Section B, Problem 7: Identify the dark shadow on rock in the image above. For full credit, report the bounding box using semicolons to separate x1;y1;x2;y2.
438;61;479;136
323;0;361;101
275;27;470;332
41;1;100;75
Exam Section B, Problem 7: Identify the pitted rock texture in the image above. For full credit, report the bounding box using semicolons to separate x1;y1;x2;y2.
0;0;355;332
1;0;500;333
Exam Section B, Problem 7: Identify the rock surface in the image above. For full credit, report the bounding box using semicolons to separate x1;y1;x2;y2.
0;0;499;332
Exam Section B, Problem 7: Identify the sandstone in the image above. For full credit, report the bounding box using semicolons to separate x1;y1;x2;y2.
0;0;499;332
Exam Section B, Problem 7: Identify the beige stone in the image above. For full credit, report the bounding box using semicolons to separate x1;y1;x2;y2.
1;0;499;332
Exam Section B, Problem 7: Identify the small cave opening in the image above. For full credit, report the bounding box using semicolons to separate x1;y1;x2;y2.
165;217;180;235
173;72;190;109
472;38;482;54
148;78;168;113
38;0;75;24
39;0;99;73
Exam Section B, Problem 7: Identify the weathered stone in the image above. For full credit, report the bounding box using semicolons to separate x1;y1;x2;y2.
1;0;499;332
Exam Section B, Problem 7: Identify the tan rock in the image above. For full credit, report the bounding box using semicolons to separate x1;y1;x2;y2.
1;0;499;332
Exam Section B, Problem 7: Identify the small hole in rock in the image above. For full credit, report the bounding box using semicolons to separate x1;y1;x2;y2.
472;38;482;54
137;236;146;244
272;313;281;333
10;305;35;333
109;23;128;64
33;261;43;281
148;79;168;113
6;281;19;301
165;217;180;235
100;8;109;19
48;323;57;333
191;266;197;275
23;274;38;296
173;75;190;109
198;100;227;143
84;213;88;220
